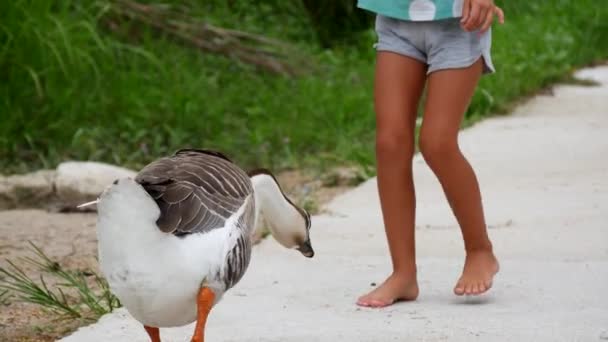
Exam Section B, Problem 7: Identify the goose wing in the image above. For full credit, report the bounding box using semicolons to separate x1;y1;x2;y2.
135;149;253;236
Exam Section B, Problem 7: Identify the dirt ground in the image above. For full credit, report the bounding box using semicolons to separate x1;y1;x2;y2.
0;169;355;341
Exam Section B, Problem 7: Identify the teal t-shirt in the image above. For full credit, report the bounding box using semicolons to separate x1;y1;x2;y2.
357;0;463;21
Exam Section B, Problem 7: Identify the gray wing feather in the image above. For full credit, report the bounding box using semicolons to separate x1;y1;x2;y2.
135;149;253;236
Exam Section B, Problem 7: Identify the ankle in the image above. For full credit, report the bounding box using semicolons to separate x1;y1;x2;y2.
464;240;493;254
392;266;417;279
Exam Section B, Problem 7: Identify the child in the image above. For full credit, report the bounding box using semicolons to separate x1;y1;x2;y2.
356;0;504;308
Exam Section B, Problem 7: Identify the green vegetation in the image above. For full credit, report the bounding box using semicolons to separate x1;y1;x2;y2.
1;0;607;174
0;289;12;306
0;242;120;321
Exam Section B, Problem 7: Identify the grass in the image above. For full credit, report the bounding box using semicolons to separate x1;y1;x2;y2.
0;242;121;322
1;0;607;175
0;289;12;306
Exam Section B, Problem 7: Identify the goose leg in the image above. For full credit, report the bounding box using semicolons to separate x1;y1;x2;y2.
191;287;215;342
144;325;161;342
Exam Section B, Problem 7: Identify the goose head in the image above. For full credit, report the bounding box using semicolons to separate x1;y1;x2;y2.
249;169;314;258
273;203;313;258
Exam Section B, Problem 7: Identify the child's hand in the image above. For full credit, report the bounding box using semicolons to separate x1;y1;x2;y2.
460;0;505;33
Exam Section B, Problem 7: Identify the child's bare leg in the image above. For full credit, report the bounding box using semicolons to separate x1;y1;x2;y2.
419;59;499;296
356;52;426;308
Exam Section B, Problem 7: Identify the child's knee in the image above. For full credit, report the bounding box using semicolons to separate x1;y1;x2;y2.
418;132;459;166
376;132;415;160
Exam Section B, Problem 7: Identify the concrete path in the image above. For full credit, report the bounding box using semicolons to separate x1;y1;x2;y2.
61;66;608;342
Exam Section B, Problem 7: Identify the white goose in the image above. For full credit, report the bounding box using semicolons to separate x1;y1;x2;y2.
84;149;314;342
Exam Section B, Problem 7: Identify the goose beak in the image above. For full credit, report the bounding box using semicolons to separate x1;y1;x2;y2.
297;239;314;258
77;199;99;208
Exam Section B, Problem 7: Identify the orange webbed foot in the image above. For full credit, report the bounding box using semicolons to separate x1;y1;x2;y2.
144;325;161;342
191;287;215;342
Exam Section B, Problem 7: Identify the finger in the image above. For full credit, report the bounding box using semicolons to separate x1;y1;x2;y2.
461;0;471;24
479;8;494;33
464;3;480;31
495;6;505;24
473;7;488;30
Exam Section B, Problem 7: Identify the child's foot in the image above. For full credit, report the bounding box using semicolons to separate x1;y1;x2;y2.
356;272;419;308
454;249;499;296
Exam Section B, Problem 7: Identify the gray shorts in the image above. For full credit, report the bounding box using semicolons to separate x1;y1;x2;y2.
374;15;495;75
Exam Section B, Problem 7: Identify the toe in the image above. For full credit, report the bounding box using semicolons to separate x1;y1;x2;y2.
356;297;370;306
454;280;466;295
466;283;476;295
358;292;374;301
485;279;493;290
356;295;370;306
471;283;480;295
478;282;487;294
473;282;485;294
356;300;370;307
485;273;494;287
368;299;392;308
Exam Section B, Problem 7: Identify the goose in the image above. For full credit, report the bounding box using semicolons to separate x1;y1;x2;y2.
80;148;314;342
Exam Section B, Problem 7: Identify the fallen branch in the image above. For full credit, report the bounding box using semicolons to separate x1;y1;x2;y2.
103;0;312;76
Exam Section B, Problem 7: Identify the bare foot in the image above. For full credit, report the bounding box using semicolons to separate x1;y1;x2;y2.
356;272;419;308
454;249;499;296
